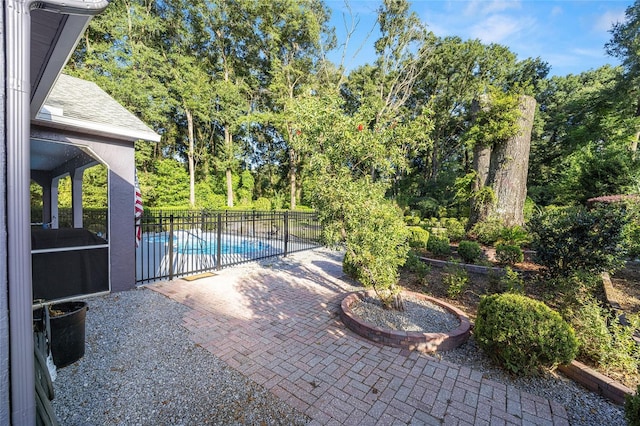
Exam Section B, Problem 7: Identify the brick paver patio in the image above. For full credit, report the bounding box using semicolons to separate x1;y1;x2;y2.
149;249;569;425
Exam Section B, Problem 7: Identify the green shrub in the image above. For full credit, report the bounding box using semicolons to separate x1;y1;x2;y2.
458;240;483;264
474;293;578;375
498;225;530;247
568;298;640;379
530;205;627;276
427;235;451;256
495;243;524;265
470;217;504;246
499;266;524;294
625;385;640;426
405;212;422;226
443;263;468;299
407;226;430;249
441;218;466;242
254;197;272;211
403;251;430;279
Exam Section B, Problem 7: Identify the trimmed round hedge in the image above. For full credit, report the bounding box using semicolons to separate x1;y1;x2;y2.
474;293;578;375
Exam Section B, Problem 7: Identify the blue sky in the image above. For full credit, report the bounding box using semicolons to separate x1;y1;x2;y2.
325;0;630;77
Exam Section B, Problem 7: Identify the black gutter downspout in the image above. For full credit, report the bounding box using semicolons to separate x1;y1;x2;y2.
4;1;108;424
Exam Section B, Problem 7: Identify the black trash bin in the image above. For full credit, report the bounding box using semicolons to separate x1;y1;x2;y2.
49;301;88;368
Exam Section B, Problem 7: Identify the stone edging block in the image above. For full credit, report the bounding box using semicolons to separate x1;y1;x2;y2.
340;289;471;353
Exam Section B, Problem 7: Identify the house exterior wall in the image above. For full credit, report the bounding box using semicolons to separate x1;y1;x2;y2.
0;4;10;423
31;126;137;292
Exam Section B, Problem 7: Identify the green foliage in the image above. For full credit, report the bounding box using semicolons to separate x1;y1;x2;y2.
626;385;640;426
495;243;524;265
499;266;524;294
443;263;469;299
441;217;466;242
475;293;578;375
457;240;483;264
254;197;272;211
568;297;640;380
405;213;422;226
498;225;530;247
407;226;430;249
470;217;504;246
427;235;451;256
530;205;627;276
403;251;430;279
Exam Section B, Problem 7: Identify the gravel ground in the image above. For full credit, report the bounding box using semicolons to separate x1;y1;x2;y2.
52;287;309;425
51;250;626;425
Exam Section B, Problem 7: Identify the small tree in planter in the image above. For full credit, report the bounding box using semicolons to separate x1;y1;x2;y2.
313;176;410;310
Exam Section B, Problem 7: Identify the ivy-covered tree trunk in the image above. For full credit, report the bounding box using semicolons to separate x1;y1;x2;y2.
469;94;536;228
490;95;536;226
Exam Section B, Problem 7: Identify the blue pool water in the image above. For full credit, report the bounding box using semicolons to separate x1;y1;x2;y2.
146;234;270;255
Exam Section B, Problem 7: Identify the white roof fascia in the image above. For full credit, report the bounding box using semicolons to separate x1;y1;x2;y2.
34;106;162;142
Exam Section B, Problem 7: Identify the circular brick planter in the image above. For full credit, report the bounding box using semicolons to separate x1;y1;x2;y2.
340;290;471;353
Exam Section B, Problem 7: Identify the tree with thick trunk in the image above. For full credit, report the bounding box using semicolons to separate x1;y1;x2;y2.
468;93;536;228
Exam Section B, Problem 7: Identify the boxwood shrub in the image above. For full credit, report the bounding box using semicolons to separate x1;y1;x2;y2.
457;240;482;264
474;293;578;375
495;243;524;265
427;235;451;256
407;226;430;249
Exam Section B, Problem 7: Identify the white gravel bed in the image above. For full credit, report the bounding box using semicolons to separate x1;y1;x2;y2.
52;287;309;425
350;294;461;333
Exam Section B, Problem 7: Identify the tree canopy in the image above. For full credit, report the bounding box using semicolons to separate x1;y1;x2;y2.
65;0;639;214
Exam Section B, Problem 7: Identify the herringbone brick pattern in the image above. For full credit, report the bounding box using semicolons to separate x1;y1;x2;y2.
150;250;569;425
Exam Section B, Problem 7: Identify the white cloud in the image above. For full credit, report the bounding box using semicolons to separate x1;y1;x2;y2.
464;0;521;17
594;9;626;33
550;6;562;18
469;14;534;44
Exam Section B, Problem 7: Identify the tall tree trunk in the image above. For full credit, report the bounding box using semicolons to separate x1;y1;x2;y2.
186;108;196;208
469;95;536;228
224;125;234;207
289;147;297;211
490;95;536;226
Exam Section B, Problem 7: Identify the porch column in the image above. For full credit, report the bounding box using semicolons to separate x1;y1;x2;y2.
50;176;61;229
71;168;83;228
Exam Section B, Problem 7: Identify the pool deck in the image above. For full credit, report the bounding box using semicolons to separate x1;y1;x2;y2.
149;248;569;425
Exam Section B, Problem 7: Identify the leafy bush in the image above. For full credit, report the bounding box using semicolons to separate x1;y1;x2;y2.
626;385;640;426
474;293;578;375
498;225;530;247
458;240;483;264
499;266;524;294
495;243;524;265
254;197;272;211
427;235;451;256
443;263;468;299
415;198;441;219
441;217;466;242
404;210;421;226
403;251;430;279
568;297;640;379
530;206;627;276
470;217;504;246
407;226;430;249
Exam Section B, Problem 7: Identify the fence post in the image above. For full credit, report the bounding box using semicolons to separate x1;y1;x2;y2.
284;211;289;257
216;213;222;270
168;214;174;280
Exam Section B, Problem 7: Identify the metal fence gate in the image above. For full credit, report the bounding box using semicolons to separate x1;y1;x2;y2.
135;210;323;284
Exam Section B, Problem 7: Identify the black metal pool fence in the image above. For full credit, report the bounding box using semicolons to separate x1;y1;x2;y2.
136;209;323;284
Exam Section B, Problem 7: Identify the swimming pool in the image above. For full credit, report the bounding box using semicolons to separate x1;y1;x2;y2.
143;232;271;255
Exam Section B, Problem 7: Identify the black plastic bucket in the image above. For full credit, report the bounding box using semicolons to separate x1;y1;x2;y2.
49;301;88;368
